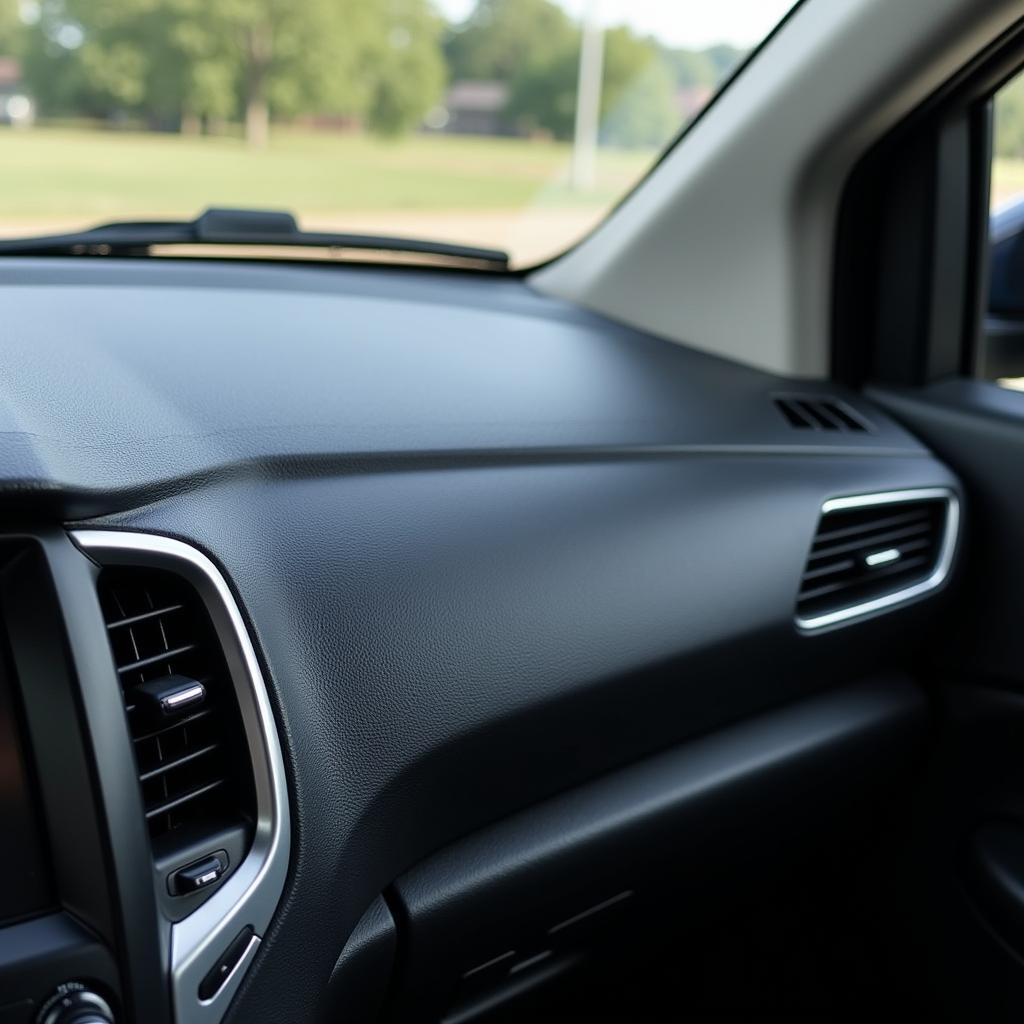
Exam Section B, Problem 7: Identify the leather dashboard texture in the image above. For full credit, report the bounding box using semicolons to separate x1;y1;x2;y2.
0;259;926;515
0;259;958;1022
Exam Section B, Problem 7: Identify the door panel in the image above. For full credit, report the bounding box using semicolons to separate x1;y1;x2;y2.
872;380;1024;1021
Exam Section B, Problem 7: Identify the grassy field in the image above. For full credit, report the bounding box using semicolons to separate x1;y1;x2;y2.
0;125;654;264
5;127;1024;261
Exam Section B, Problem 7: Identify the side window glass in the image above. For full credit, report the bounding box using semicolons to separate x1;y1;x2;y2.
986;71;1024;390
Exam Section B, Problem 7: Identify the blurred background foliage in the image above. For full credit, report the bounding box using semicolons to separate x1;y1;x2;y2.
0;0;741;147
996;70;1024;161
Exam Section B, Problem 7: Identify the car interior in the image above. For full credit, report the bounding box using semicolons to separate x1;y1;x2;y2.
7;0;1024;1022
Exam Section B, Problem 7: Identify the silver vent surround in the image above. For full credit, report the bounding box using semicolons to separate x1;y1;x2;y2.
795;487;960;633
73;530;290;1024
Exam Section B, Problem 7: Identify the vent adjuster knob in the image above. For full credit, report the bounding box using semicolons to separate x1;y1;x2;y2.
133;674;206;720
864;547;902;569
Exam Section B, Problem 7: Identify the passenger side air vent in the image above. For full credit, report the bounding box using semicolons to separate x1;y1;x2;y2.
796;490;958;630
98;567;255;845
774;395;870;433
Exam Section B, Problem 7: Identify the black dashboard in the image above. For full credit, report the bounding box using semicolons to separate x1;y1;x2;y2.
0;258;959;1023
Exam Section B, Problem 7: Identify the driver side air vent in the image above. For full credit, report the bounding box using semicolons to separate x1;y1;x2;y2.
774;396;870;432
98;567;255;846
78;530;289;1017
796;490;958;630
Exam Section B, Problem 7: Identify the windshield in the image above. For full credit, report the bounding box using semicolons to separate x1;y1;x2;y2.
0;0;797;267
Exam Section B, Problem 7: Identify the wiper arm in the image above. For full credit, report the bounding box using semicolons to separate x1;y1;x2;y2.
0;207;511;269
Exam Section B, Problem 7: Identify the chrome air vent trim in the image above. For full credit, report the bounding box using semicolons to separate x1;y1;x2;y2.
795;487;960;633
72;530;290;1024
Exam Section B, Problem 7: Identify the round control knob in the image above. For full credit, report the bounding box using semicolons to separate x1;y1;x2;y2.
36;983;115;1024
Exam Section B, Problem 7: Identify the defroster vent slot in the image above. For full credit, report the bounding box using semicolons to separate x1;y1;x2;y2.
774;396;871;433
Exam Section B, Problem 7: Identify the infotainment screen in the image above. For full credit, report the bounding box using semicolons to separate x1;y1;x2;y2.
0;639;53;925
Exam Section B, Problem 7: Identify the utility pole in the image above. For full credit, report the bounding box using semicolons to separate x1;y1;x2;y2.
570;0;604;192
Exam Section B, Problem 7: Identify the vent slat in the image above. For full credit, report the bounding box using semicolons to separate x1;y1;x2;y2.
138;742;220;783
775;396;870;434
796;496;947;626
99;568;252;842
808;521;932;562
775;400;813;429
116;642;197;676
106;603;184;630
829;405;871;432
812;508;928;545
797;400;841;431
802;541;930;586
144;778;225;821
799;554;930;602
131;704;214;743
801;557;857;583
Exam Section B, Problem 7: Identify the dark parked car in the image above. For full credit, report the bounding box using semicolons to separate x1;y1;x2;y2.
986;195;1024;379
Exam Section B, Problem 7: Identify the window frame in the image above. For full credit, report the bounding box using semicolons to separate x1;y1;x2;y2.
832;17;1024;390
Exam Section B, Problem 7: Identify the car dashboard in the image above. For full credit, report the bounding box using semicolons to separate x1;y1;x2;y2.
0;257;958;1024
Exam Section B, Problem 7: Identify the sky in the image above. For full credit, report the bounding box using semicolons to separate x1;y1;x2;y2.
436;0;798;50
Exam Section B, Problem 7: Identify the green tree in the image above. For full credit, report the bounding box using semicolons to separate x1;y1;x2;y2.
996;72;1024;160
600;29;678;148
166;0;446;143
507;25;678;148
703;44;743;82
69;0;164;111
505;44;577;139
661;44;743;92
20;0;445;143
155;0;379;147
22;0;198;122
664;48;717;89
445;0;575;82
363;0;447;137
20;0;118;118
0;0;22;55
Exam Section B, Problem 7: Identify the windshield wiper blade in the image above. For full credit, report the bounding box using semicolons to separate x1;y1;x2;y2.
0;207;511;269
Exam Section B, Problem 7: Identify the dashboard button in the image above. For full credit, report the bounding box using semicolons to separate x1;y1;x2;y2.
168;851;228;896
198;927;255;1002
